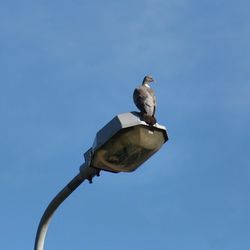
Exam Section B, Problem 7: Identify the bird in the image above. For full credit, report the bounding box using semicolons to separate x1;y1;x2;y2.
133;75;157;125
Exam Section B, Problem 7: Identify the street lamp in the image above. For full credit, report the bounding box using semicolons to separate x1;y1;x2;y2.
34;112;168;250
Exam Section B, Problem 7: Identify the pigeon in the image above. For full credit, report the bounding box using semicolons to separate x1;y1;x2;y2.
133;75;157;125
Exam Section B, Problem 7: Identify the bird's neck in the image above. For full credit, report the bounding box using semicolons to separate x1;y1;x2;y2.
143;83;150;88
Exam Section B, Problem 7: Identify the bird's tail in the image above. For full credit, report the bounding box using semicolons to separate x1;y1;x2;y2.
143;114;157;126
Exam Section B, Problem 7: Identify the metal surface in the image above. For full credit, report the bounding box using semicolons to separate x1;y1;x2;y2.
92;112;167;152
34;112;168;250
34;165;99;250
90;112;168;173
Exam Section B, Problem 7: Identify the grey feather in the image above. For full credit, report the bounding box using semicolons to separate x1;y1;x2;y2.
133;85;156;116
133;75;157;125
133;76;156;116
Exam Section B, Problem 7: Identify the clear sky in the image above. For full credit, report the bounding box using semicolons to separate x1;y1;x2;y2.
0;0;249;249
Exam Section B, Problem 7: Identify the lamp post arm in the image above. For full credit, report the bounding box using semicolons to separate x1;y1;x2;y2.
34;165;99;250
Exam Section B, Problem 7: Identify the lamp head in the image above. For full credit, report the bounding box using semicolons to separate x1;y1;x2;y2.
83;112;168;173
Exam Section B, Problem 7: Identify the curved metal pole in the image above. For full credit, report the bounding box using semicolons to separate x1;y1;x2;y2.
34;165;99;250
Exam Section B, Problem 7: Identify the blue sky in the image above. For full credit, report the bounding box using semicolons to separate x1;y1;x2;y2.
0;0;249;249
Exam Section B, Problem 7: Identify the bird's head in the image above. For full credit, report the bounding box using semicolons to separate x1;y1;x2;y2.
142;75;155;85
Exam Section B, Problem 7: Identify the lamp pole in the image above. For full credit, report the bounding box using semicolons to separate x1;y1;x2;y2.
34;112;168;250
34;164;98;250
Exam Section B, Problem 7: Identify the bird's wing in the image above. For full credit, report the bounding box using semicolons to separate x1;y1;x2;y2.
133;86;156;116
133;87;148;114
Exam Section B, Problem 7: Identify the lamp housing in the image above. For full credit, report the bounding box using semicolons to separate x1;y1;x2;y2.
82;112;168;173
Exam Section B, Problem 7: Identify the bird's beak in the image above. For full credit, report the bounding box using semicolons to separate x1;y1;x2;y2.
152;79;156;83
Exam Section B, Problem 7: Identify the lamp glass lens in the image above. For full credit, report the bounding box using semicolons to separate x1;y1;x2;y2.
91;126;166;172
